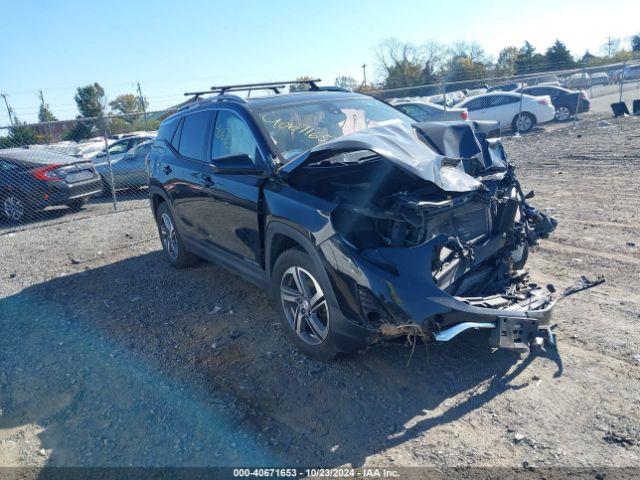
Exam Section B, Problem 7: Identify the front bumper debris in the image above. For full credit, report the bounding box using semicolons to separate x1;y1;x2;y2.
320;235;604;353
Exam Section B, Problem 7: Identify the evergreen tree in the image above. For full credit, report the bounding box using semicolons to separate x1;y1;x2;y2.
544;39;575;69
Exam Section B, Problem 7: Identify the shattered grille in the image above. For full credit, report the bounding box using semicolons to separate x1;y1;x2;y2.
451;201;492;242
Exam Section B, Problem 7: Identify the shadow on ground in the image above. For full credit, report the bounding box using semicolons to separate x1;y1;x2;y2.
0;252;562;466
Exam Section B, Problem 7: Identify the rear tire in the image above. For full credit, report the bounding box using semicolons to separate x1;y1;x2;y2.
272;249;341;360
1;193;29;223
554;106;572;122
512;112;536;133
101;176;113;197
155;202;199;269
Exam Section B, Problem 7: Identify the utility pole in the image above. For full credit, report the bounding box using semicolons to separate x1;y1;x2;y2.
361;64;367;88
38;90;54;140
606;37;613;58
1;94;14;125
136;82;149;131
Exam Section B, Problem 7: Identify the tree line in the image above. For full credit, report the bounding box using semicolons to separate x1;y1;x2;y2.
1;83;158;147
332;35;640;96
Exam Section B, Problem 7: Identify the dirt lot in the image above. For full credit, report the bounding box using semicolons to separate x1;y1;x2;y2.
1;116;639;471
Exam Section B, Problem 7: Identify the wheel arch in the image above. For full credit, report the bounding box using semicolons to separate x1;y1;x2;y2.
148;185;170;220
265;222;331;296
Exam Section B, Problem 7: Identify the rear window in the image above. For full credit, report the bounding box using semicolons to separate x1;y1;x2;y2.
178;111;212;161
158;117;179;142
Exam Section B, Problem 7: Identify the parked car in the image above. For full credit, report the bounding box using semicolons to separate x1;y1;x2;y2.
454;92;555;132
393;101;468;122
608;69;622;84
0;148;102;223
622;64;640;82
486;83;520;93
564;73;591;89
515;85;590;121
146;81;563;359
590;72;609;86
91;134;155;163
427;90;466;107
529;75;560;86
96;140;152;193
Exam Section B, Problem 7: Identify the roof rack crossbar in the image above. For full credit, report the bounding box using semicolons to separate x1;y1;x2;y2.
210;79;321;94
183;79;322;101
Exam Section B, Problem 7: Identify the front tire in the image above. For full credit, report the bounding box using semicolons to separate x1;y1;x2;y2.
512;112;536;133
155;202;199;269
272;249;340;360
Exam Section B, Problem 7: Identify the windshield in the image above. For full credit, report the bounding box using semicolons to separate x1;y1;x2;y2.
255;97;414;161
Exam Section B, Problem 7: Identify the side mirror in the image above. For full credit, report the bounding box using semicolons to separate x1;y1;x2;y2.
211;153;264;175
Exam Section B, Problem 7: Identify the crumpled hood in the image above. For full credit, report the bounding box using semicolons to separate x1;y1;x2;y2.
278;121;498;193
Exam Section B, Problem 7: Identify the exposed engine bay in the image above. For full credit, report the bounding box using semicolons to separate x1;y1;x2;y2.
287;122;556;298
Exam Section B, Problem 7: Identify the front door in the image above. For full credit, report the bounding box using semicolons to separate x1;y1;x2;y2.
201;108;264;265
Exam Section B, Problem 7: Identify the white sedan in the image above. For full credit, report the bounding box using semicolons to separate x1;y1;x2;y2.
455;92;555;133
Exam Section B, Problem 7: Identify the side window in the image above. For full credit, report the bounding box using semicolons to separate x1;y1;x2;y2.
171;119;183;151
464;98;482;111
211;110;260;163
398;104;428;121
178;111;211;161
136;144;151;156
489;96;506;107
490;95;517;107
108;140;129;155
0;160;19;171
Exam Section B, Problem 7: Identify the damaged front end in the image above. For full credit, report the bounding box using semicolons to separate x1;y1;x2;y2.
282;120;601;352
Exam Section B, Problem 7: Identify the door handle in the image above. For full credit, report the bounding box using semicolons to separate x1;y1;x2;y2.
163;165;172;174
201;174;214;187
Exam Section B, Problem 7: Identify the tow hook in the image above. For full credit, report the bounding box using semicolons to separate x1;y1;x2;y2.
532;325;556;352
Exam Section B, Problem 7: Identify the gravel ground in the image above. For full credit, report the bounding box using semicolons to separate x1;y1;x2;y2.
1;115;639;471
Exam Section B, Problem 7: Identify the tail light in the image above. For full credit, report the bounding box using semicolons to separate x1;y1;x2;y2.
460;110;468;120
538;97;551;105
580;92;588;100
32;164;63;181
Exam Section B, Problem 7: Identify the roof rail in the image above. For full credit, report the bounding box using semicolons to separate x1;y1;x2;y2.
180;93;248;112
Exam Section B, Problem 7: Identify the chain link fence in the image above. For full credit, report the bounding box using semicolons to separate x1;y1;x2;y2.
1;59;639;233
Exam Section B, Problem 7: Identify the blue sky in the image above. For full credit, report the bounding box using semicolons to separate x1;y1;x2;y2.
1;0;638;124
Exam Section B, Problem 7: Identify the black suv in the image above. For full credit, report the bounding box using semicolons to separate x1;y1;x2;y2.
147;80;568;360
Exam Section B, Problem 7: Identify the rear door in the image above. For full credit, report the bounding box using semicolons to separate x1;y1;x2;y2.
487;95;519;126
463;96;492;121
161;110;216;244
